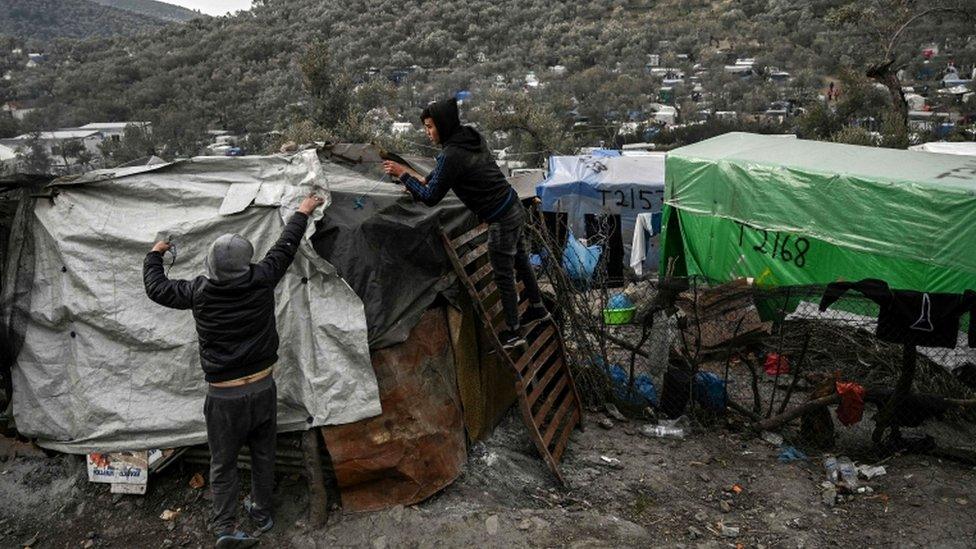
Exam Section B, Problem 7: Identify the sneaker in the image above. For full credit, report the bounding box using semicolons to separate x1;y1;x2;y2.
215;530;259;548
520;305;552;329
498;328;527;351
243;496;274;534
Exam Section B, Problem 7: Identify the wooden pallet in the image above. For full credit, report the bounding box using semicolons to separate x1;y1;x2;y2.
441;223;584;485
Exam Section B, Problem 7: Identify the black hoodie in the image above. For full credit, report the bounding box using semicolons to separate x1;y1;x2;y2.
401;98;516;222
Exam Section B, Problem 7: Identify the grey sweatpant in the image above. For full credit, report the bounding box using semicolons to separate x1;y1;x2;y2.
205;375;276;535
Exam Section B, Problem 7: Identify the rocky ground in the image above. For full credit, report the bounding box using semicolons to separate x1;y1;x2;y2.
2;407;976;549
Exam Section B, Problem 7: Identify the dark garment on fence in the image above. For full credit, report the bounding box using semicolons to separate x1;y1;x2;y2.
819;279;976;349
143;212;308;382
206;376;276;535
487;202;542;329
401;98;515;222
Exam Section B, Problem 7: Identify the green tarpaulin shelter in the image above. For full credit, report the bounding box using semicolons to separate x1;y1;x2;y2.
661;132;976;292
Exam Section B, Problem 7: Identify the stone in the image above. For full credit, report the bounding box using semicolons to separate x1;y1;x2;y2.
598;418;614;430
693;511;709;523
720;524;740;538
687;526;703;539
486;515;500;536
720;500;732;513
389;505;405;523
517;518;532;531
373;536;388;549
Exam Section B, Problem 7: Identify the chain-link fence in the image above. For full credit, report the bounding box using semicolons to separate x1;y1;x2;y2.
526;208;976;462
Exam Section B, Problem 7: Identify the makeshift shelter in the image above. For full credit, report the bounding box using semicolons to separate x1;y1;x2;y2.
661;133;976;293
537;153;666;277
2;146;517;511
3;152;382;453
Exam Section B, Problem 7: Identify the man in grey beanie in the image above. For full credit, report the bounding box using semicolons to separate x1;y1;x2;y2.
143;193;324;548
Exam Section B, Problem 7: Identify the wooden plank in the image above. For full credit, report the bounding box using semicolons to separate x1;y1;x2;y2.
550;408;581;462
460;243;489;268
541;395;575;447
470;263;494;288
515;383;565;485
532;375;568;425
514;326;555;372
478;282;499;303
524;340;559;381
527;357;565;406
451;224;488;249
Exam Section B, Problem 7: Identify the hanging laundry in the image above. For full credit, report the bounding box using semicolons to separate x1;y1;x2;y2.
819;279;976;349
835;381;866;426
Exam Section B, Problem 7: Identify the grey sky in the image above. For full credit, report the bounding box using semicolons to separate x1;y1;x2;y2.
163;0;253;16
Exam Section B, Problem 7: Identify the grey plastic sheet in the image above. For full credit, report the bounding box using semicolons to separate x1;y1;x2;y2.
4;151;382;453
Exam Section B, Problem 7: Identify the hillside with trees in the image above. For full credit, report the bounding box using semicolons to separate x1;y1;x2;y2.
90;0;203;23
0;0;169;41
2;0;973;165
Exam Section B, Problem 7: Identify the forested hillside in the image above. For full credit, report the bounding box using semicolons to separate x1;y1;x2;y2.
90;0;203;22
2;0;973;161
0;0;167;41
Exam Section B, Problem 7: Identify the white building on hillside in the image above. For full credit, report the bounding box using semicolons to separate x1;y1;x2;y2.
77;122;151;140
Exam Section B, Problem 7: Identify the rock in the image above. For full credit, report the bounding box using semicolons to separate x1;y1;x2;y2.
720;500;732;513
623;428;637;436
956;498;969;506
373;536;388;549
821;486;837;507
389;505;405;523
693;511;709;523
517;518;532;531
687;526;703;539
166;522;176;531
531;517;549;530
697;472;710;483
22;533;39;547
161;540;174;548
720;524;740;538
485;515;499;536
598;418;614;430
81;540;94;549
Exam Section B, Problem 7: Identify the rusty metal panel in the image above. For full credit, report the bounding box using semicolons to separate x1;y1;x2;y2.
321;308;466;512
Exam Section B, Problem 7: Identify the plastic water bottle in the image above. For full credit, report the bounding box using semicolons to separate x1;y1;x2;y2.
837;457;858;490
641;424;686;439
824;456;858;490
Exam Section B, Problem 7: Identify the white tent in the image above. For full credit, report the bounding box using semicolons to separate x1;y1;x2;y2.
909;142;976;156
3;151;381;452
536;153;666;274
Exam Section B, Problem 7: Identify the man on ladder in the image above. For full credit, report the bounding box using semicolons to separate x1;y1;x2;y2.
383;97;549;350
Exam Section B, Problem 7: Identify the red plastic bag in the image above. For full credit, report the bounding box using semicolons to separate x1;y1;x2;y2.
835;381;866;426
764;353;790;376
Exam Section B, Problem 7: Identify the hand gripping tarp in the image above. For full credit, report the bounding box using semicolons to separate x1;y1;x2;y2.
3;151;381;453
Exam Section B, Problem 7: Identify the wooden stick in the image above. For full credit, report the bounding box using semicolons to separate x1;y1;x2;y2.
302;429;330;527
757;393;841;432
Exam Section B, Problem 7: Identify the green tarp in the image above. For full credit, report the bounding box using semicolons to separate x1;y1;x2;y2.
662;133;976;292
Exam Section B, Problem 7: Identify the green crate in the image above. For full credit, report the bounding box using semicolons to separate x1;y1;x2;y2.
603;307;635;325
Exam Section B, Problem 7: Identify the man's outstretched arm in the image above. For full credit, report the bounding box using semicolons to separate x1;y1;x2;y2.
253;193;324;284
143;242;194;310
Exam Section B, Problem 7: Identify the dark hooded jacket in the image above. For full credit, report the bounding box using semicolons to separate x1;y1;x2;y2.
143;212;308;383
400;98;516;222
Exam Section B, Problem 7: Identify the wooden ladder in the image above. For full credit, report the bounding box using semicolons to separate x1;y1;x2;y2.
441;223;584;485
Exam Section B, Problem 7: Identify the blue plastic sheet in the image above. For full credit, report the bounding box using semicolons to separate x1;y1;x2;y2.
606;363;659;407
692;372;729;412
562;231;602;282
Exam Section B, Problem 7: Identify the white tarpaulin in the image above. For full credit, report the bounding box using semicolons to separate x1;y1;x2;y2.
537;153;666;274
909;142;976;157
3;151;382;453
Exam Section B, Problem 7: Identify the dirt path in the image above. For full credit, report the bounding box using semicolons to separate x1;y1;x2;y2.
2;411;975;548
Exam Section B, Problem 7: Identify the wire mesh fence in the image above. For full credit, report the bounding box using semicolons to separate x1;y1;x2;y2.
524;207;976;462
